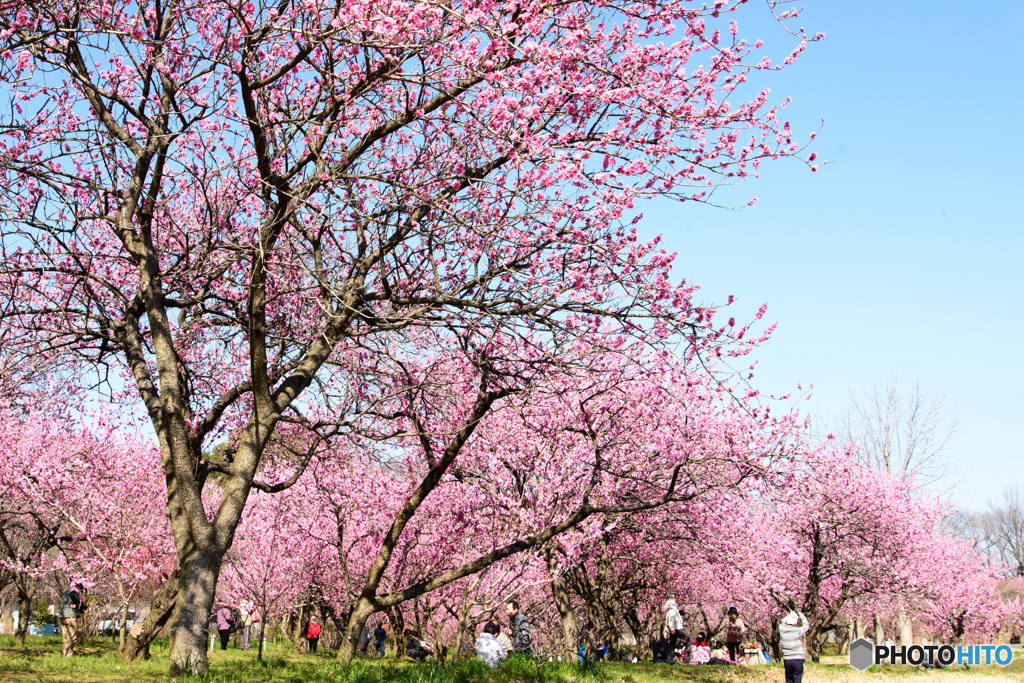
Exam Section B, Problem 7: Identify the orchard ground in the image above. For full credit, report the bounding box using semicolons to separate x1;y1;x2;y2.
0;637;1022;683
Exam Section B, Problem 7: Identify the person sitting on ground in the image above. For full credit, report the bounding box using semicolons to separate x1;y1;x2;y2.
474;621;508;668
405;628;432;661
495;622;513;653
690;632;711;664
652;626;675;664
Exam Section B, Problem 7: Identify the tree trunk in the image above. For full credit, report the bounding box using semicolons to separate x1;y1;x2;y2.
898;611;913;647
806;625;825;664
848;615;866;651
338;596;375;662
451;579;474;661
14;586;31;645
622;608;644;661
554;584;578;660
548;553;578;661
290;606;311;652
390;605;406;658
837;622;851;655
767;616;782;662
117;602;128;648
118;569;179;662
452;621;465;661
168;548;223;676
873;614;885;644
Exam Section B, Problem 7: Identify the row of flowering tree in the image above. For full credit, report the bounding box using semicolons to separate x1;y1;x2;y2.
205;390;1024;660
0;365;1018;661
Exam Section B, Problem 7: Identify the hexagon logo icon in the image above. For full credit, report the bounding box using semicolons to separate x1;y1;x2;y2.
849;638;875;671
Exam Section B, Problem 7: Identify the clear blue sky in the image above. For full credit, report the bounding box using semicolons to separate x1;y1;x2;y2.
637;1;1023;511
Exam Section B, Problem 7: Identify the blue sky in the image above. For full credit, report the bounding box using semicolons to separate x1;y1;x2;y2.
636;1;1023;511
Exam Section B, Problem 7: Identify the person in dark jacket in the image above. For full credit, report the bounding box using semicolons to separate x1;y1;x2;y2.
405;628;432;661
652;627;675;664
59;583;87;658
505;600;532;655
373;622;387;658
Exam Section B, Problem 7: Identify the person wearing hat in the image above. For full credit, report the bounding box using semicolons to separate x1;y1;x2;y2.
778;611;810;683
724;606;745;662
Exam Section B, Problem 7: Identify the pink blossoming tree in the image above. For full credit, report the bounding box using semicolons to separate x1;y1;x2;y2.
0;0;818;672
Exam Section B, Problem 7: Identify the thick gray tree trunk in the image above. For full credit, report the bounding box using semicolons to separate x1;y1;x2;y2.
168;549;224;675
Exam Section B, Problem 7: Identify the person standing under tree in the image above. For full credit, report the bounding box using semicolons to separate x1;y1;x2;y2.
505;600;532;656
59;583;87;658
725;606;745;662
779;611;810;683
215;604;235;651
251;608;263;650
240;602;252;651
306;615;321;654
663;597;687;658
358;623;371;654
373;621;387;658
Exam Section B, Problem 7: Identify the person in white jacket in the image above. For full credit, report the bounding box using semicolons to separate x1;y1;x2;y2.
475;622;508;668
778;611;810;683
663;598;687;657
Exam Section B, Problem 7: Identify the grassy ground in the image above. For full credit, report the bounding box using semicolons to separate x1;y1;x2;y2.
0;636;1021;683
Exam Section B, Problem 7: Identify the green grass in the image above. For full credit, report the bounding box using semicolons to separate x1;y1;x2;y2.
0;636;1021;683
